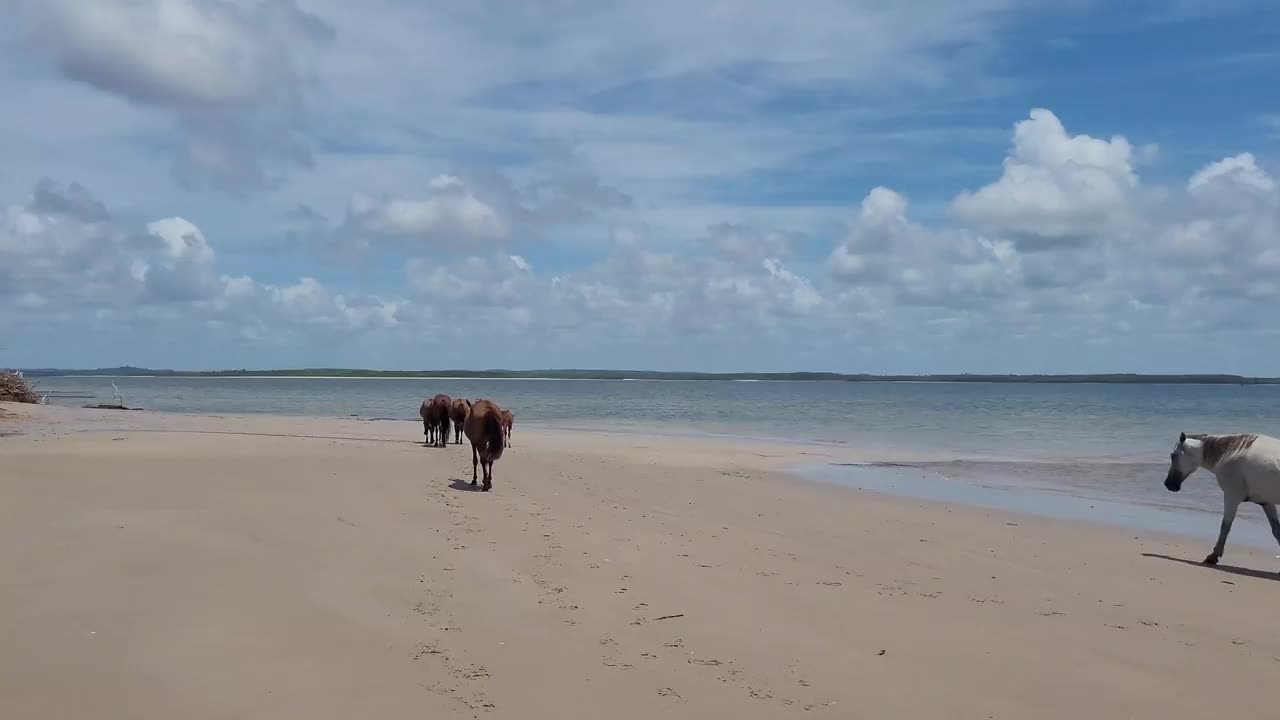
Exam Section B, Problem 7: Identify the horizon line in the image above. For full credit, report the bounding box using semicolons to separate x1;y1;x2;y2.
14;366;1280;383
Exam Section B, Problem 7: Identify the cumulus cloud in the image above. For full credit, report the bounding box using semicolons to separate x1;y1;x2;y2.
138;216;221;302
0;180;403;350
0;180;139;308
1187;152;1277;208
320;171;632;256
819;109;1280;348
5;104;1280;372
407;254;533;309
829;187;1016;310
949;109;1141;249
212;275;404;339
705;223;794;265
338;177;509;252
14;0;333;189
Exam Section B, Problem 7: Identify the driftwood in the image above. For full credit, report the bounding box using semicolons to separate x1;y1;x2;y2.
0;370;40;404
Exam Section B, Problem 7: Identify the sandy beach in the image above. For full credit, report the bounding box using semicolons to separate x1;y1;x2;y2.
2;403;1278;719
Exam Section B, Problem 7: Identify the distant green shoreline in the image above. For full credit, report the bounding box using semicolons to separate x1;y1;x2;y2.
17;366;1280;384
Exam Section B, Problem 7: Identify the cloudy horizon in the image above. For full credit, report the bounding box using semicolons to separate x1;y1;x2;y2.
2;1;1278;374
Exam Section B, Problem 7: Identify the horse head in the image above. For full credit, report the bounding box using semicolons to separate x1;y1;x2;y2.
1164;432;1201;492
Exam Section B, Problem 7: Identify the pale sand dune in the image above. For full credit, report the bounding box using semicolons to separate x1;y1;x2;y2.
2;403;1278;719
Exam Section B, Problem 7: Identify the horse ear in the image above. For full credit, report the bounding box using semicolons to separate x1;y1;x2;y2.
1179;432;1186;444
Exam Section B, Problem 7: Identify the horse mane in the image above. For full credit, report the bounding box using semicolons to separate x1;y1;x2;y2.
482;408;505;461
428;394;451;439
1186;433;1259;467
468;399;506;460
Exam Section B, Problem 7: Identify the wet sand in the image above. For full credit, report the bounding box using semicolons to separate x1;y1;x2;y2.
2;403;1278;719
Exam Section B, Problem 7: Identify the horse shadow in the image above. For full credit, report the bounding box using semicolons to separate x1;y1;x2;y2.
448;478;481;492
1141;552;1280;582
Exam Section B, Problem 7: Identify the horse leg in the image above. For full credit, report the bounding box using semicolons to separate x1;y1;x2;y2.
482;457;493;492
470;441;479;486
1262;503;1280;552
1206;494;1242;564
423;419;430;445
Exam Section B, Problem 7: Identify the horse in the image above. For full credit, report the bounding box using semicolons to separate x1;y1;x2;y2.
450;397;472;445
499;408;514;448
420;396;440;446
1164;431;1280;565
422;393;452;448
463;399;506;491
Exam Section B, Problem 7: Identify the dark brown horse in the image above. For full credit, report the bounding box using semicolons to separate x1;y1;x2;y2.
463;399;506;491
449;397;472;445
418;397;434;446
421;393;452;448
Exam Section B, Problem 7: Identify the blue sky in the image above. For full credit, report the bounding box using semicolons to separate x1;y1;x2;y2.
2;0;1279;373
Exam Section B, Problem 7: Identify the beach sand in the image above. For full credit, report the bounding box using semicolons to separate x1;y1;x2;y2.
2;403;1278;718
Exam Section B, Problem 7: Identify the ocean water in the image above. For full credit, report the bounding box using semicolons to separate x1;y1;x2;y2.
26;375;1280;547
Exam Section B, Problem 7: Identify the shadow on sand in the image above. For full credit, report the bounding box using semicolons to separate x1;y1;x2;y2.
1141;552;1280;582
448;478;481;492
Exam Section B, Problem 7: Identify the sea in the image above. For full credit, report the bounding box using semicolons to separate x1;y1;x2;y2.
25;375;1280;549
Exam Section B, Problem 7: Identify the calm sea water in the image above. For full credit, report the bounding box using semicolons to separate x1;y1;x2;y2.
27;375;1280;545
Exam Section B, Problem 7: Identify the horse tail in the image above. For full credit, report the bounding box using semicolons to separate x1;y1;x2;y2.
439;414;451;443
483;410;505;461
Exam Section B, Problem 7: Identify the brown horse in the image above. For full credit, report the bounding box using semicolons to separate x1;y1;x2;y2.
463;399;506;491
449;397;472;445
499;408;514;448
419;395;438;446
422;393;452;448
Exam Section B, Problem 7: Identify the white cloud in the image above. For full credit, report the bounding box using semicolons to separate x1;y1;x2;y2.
406;254;533;309
706;223;794;265
318;171;632;257
1187;152;1277;208
14;0;333;188
949;109;1140;248
342;180;509;249
6;112;1280;371
138;216;221;302
0;180;403;349
235;276;403;332
0;180;139;307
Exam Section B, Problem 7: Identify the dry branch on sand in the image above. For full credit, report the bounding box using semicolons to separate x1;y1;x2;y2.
0;369;41;404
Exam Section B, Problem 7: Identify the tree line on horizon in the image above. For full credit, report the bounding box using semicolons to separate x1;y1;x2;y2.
17;366;1280;384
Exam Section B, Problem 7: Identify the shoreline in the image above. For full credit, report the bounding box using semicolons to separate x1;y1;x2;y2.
797;461;1278;551
3;402;1267;551
27;373;1280;386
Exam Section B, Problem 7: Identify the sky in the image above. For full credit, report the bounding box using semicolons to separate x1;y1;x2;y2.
2;0;1279;374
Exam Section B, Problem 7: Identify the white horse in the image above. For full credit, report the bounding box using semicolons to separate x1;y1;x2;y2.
1164;431;1280;565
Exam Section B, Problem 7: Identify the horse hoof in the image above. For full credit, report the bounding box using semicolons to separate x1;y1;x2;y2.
1203;554;1220;565
470;479;477;486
